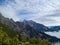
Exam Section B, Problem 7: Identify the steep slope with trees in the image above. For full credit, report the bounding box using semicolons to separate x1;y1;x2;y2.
0;23;51;45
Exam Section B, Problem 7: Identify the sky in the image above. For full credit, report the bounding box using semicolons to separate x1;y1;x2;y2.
0;0;60;26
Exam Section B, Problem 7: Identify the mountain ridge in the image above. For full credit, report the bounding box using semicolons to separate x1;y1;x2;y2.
0;13;60;42
48;26;60;31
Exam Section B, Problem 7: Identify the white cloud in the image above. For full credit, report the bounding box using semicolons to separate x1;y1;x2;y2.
0;0;60;26
45;31;60;38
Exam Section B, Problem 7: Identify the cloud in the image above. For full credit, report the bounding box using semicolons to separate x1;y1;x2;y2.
16;9;39;15
0;4;20;21
45;31;60;38
45;10;60;17
0;0;60;26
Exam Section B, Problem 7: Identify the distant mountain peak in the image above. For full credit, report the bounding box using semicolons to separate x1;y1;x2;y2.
48;26;60;31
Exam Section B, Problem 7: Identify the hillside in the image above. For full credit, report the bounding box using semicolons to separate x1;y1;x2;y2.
0;23;17;38
0;23;51;45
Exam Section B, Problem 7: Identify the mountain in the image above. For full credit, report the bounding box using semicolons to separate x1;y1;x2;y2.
16;21;60;42
0;13;50;32
48;26;60;31
0;13;60;42
21;20;50;32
